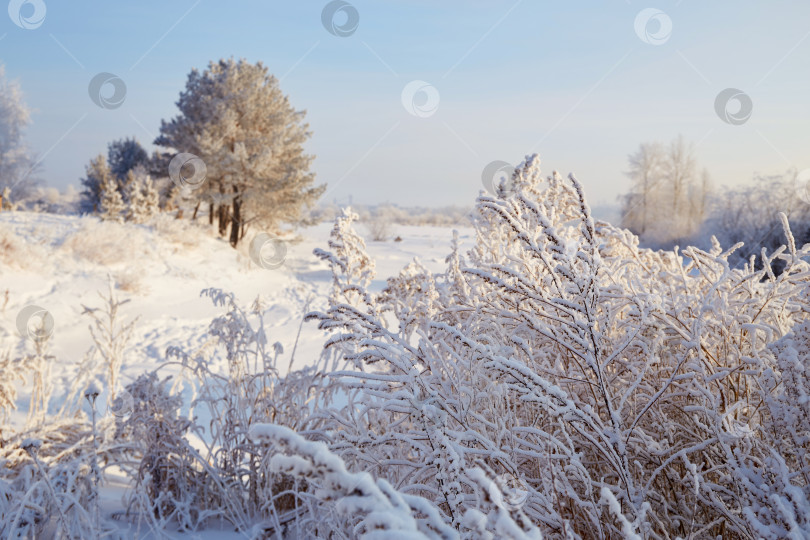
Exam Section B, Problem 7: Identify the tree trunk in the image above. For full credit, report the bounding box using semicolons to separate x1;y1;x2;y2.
229;196;241;247
218;205;229;236
192;201;200;221
208;202;214;225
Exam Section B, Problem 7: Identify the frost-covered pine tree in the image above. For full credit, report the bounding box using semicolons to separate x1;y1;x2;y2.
125;171;147;223
143;176;160;218
81;154;112;214
107;137;148;182
156;58;325;246
98;168;125;222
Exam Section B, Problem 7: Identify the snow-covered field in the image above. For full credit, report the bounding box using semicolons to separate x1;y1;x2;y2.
1;211;472;422
1;211;476;538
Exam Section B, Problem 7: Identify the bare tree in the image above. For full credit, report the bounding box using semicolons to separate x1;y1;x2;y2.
621;136;711;244
621;142;664;236
0;65;39;200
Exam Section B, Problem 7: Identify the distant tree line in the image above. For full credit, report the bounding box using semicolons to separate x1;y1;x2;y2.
619;135;810;272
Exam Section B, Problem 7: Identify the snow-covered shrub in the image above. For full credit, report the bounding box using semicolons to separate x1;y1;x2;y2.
112;268;147;294
83;281;139;409
249;423;461;539
0;433;97;539
307;154;810;538
742;318;810;536
702;169;810;273
364;214;394;242
148;211;208;249
59;216;152;266
0;219;50;271
115;372;204;531
0;326;125;539
56;213;207;268
119;288;340;534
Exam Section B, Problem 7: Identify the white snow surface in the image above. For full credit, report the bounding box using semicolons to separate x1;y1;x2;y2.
0;211;473;538
1;211;472;422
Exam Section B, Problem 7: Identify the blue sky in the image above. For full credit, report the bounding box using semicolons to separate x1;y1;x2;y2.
2;0;809;208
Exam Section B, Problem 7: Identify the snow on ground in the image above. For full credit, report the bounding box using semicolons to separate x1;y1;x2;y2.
0;211;474;427
0;211;475;537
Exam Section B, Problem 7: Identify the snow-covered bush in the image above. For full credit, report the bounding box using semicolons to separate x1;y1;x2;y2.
109;288;339;534
249;423;461;539
82;281;139;409
111;268;148;294
306;154;810;538
148;211;208;249
59;217;149;266
702;168;810;273
115;372;204;531
0;220;50;271
364;214;394;242
0;301;131;539
0;432;98;539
